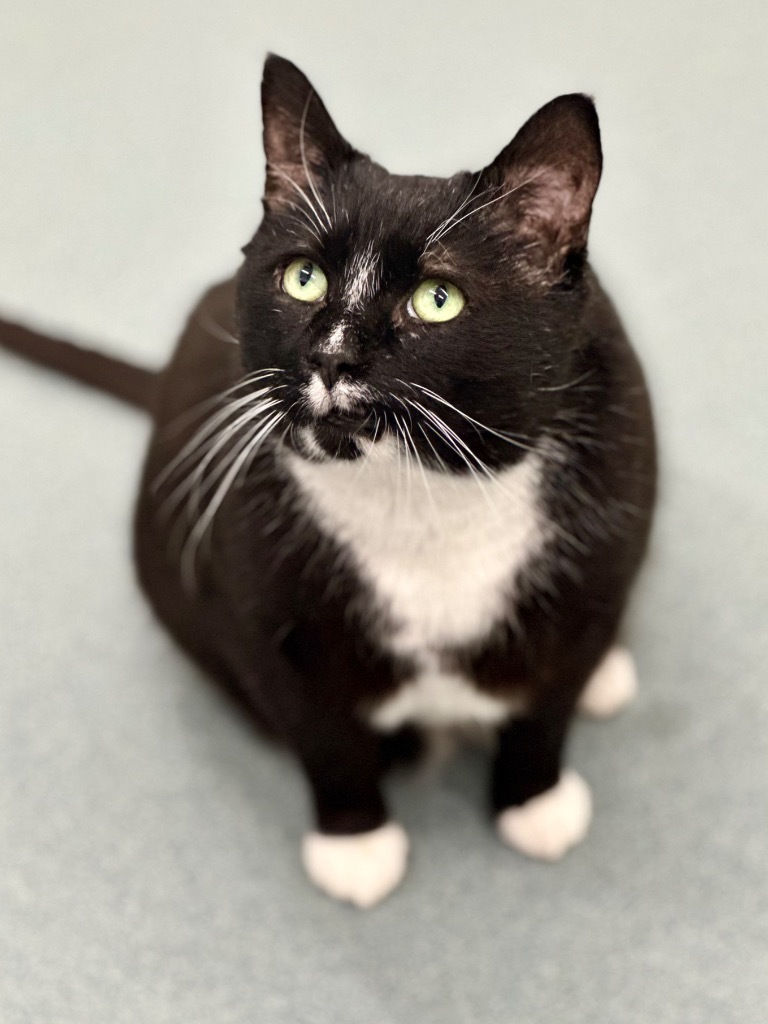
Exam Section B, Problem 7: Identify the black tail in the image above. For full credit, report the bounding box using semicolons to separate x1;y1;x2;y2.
0;317;157;409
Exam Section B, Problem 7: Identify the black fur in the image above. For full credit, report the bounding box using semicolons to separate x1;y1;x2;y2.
136;56;655;847
0;55;656;890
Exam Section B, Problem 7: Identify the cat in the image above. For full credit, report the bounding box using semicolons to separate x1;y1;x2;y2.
0;54;656;908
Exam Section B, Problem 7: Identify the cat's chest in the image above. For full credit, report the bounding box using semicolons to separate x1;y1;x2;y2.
285;440;549;656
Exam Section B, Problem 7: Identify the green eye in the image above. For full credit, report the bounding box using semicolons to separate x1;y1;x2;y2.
282;258;328;302
409;279;465;323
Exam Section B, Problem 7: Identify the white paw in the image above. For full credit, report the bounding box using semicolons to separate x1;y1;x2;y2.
578;645;638;718
302;822;409;908
496;769;592;861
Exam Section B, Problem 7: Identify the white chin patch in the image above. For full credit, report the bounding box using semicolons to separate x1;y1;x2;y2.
578;645;638;718
302;822;409;908
496;769;592;861
295;425;327;461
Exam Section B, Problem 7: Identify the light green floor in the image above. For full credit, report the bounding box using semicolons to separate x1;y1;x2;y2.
1;3;767;1021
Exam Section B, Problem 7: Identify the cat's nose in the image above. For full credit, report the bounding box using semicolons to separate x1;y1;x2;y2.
310;350;362;391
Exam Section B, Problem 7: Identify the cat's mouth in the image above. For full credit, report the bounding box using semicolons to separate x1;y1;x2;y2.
320;411;374;433
295;410;376;461
293;371;379;459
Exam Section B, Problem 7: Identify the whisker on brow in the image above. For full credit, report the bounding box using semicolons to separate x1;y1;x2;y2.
423;173;488;254
266;161;327;237
299;90;334;233
422;172;547;259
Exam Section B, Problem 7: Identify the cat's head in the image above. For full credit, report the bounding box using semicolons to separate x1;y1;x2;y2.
235;55;602;469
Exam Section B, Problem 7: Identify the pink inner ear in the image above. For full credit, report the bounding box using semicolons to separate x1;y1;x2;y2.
263;103;326;209
491;160;600;286
520;165;596;232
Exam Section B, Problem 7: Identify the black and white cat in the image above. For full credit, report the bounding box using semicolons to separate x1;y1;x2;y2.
0;55;656;907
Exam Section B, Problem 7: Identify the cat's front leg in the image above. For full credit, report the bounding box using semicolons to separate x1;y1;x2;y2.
296;714;409;908
491;712;592;862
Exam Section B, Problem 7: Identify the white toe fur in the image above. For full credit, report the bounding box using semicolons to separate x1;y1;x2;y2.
496;770;592;861
578;645;638;718
302;822;409;908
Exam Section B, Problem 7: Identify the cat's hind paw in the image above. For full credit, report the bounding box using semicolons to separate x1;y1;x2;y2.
302;822;409;908
496;769;592;861
578;645;638;718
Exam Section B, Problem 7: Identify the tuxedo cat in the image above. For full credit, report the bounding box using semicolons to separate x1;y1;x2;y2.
0;55;656;907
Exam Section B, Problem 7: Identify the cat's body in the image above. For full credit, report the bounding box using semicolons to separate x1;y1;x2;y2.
1;56;656;907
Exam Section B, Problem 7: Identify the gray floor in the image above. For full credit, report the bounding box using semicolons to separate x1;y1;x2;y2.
1;2;767;1021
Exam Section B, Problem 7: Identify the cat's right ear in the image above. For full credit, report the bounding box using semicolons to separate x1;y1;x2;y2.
261;55;353;213
481;94;603;286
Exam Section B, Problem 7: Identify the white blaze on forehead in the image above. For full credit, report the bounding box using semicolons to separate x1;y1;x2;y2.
322;321;347;355
344;243;380;311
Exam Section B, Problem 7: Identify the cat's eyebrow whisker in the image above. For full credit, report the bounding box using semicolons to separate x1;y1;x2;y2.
428;172;547;248
283;202;323;244
180;409;286;593
266;161;327;238
299;91;333;233
422;173;489;254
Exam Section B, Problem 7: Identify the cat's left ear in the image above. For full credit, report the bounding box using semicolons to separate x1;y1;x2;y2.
261;54;354;213
482;94;602;284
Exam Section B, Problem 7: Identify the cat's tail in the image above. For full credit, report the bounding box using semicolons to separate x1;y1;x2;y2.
0;317;157;410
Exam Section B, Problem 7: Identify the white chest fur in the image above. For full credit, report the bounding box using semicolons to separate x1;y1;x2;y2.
285;438;550;728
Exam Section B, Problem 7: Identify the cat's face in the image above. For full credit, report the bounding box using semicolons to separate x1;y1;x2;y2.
236;56;602;470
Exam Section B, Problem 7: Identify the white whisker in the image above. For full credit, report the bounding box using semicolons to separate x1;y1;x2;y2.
423;173;487;253
423;173;546;255
156;370;284;446
406;399;503;511
299;90;333;232
158;398;282;522
395;403;439;523
153;382;285;493
404;381;538;455
266;161;326;236
197;312;239;345
180;410;285;592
